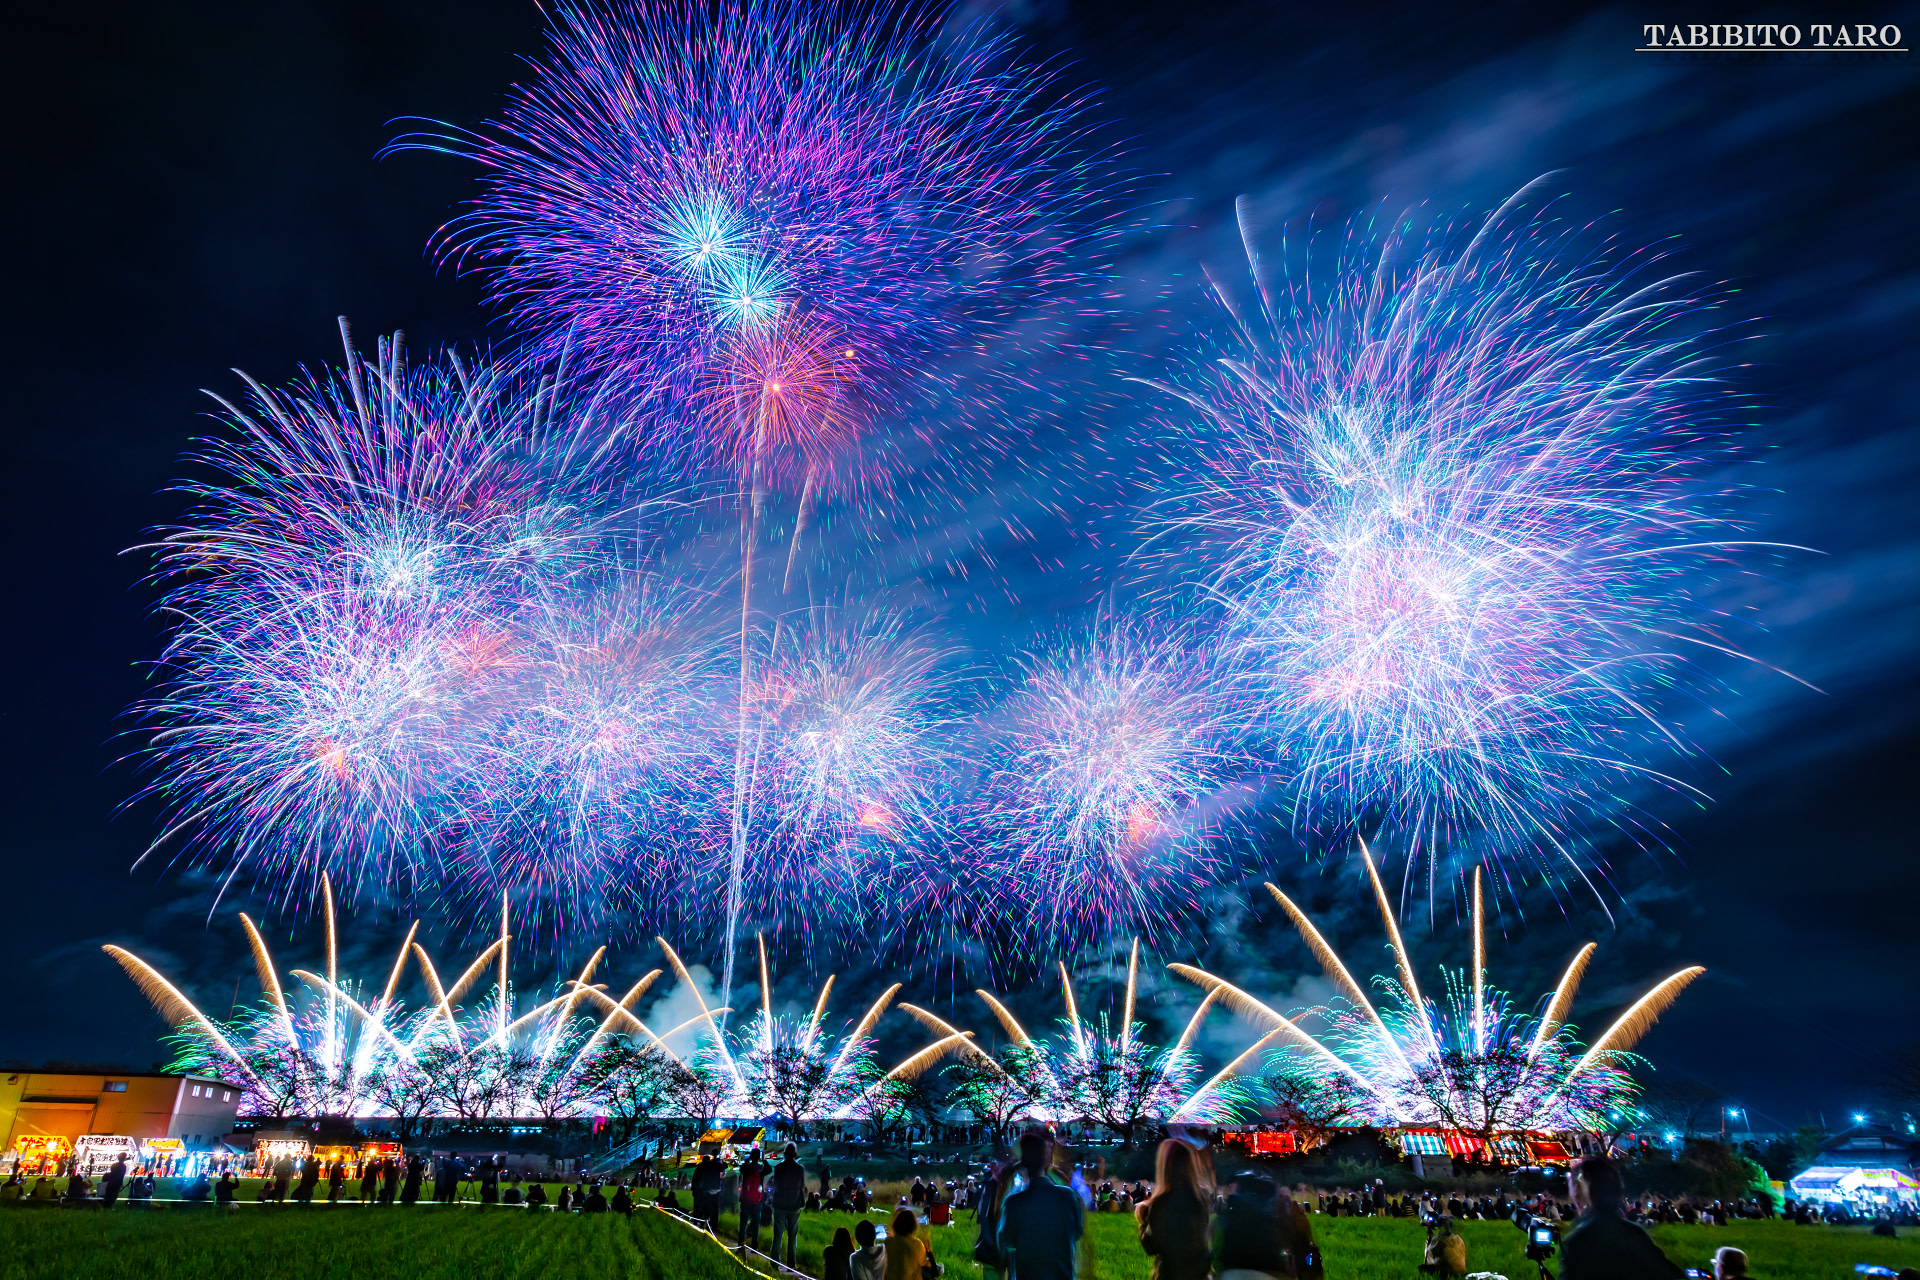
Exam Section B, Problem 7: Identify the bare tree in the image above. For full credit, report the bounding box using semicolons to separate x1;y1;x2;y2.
1057;1029;1196;1149
945;1044;1051;1150
1262;1067;1368;1144
368;1059;439;1145
663;1056;731;1135
1395;1045;1543;1144
588;1041;676;1145
845;1061;914;1150
740;1038;854;1143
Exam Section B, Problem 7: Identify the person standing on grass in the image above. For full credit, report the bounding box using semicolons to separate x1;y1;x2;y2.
401;1155;423;1205
102;1156;128;1208
692;1155;725;1232
997;1131;1084;1280
769;1142;809;1268
1558;1155;1683;1280
1137;1139;1210;1280
739;1146;769;1251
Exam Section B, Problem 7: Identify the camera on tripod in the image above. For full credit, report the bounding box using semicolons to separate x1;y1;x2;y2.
1526;1217;1559;1263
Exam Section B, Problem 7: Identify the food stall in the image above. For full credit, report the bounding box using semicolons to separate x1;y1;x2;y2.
252;1137;312;1172
140;1137;186;1173
8;1135;71;1177
357;1141;403;1171
73;1134;140;1177
313;1144;359;1177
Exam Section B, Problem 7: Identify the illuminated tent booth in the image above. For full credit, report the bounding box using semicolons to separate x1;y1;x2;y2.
1789;1166;1919;1208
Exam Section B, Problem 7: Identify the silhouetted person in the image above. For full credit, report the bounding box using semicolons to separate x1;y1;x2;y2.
102;1157;128;1208
769;1143;808;1267
293;1157;319;1204
997;1132;1084;1280
1138;1140;1210;1280
401;1155;423;1205
1559;1155;1683;1280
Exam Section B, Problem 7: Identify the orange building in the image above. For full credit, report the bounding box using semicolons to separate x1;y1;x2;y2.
0;1069;243;1153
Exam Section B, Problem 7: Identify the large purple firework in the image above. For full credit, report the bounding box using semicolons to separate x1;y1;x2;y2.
1152;183;1798;894
400;0;1116;493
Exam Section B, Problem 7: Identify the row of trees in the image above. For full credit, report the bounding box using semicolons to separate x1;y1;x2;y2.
227;1020;1225;1153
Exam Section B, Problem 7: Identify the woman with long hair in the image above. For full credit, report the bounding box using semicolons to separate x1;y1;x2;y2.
884;1206;932;1280
1138;1138;1213;1280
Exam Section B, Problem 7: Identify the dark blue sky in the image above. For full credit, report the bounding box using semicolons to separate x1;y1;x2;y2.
2;0;1914;1130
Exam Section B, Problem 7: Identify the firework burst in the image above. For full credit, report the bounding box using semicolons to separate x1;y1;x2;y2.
400;0;1117;489
129;328;626;907
975;622;1251;953
1150;181;1804;889
732;607;956;948
460;578;727;935
1171;850;1703;1136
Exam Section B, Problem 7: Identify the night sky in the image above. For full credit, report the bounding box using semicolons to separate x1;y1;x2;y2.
4;0;1914;1133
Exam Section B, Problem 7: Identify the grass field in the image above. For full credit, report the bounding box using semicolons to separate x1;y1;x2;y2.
4;1194;1916;1279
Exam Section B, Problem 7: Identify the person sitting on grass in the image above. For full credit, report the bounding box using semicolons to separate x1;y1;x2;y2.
503;1179;523;1206
658;1184;678;1211
525;1181;547;1209
1420;1216;1467;1276
1713;1246;1749;1278
612;1183;632;1215
849;1216;886;1280
885;1206;931;1280
1559;1155;1683;1280
584;1182;609;1214
557;1183;574;1213
823;1225;857;1280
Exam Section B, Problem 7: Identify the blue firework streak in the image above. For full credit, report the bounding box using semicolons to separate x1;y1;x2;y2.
392;0;1119;492
976;622;1254;954
128;327;629;909
1151;182;1806;890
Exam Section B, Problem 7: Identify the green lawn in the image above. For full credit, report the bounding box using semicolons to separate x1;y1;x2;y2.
5;1197;1915;1280
0;1202;746;1280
